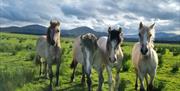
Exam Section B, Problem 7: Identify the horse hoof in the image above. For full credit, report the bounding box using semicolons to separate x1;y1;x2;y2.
148;84;153;91
70;79;74;83
135;87;137;90
55;82;59;87
48;85;52;91
81;80;85;86
140;88;145;91
96;88;102;91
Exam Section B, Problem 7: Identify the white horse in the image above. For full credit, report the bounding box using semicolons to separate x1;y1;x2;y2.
70;33;105;91
70;27;123;91
132;22;158;91
35;20;61;89
97;27;124;91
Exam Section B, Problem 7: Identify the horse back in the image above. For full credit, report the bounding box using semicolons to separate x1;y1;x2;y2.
72;36;84;64
97;36;108;54
36;36;49;59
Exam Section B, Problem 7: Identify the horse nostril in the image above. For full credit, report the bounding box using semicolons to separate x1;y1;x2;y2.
141;48;148;55
145;49;148;53
109;57;111;61
109;57;116;63
140;48;143;53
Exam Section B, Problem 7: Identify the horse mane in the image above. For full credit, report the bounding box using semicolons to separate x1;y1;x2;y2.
150;28;155;48
47;27;51;45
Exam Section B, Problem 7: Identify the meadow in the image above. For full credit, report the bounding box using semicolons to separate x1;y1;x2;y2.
0;33;179;91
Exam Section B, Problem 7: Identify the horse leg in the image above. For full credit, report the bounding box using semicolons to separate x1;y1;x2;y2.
145;74;149;91
84;65;92;91
97;67;104;91
148;71;156;91
39;62;42;76
114;67;121;91
70;59;78;83
86;72;92;91
48;64;53;89
106;66;114;91
55;61;60;86
43;61;48;78
135;68;138;90
81;65;85;85
138;71;145;91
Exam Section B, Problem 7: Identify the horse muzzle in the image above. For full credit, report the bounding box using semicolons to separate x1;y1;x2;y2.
140;47;148;55
109;56;117;63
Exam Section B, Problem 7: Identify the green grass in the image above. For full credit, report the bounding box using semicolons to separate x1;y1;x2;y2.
0;32;180;91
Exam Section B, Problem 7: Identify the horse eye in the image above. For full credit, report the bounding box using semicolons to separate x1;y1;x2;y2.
138;33;141;37
57;30;60;32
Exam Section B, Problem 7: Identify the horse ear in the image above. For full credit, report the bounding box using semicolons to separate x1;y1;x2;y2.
118;27;122;33
80;35;83;46
139;22;143;29
80;35;83;40
108;27;111;33
149;23;155;29
57;21;60;26
50;20;53;25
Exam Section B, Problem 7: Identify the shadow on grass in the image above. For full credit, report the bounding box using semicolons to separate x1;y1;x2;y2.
118;78;128;91
153;80;166;91
57;83;86;91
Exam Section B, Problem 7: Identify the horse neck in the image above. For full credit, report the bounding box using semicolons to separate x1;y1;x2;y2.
149;40;154;48
56;37;61;48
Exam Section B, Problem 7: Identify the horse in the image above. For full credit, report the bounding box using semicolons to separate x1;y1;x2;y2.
97;26;124;91
70;33;105;91
35;19;61;89
132;22;158;91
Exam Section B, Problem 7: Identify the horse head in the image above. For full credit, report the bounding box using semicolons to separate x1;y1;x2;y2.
48;19;60;46
80;33;98;73
138;22;155;55
107;26;123;63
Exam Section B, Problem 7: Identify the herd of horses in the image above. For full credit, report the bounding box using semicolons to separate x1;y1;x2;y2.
34;19;158;91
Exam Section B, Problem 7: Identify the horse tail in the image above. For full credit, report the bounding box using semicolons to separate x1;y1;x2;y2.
34;55;41;65
70;58;78;69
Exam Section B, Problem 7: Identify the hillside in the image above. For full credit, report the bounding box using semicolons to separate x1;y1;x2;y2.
0;25;179;42
0;33;179;91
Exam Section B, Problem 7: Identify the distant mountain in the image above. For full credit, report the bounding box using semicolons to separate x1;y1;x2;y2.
61;26;107;37
0;24;47;35
124;32;180;42
0;24;179;42
155;32;180;42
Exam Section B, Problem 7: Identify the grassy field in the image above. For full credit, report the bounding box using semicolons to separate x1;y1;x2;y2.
0;33;180;91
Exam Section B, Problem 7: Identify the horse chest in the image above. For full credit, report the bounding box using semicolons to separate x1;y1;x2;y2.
139;58;156;73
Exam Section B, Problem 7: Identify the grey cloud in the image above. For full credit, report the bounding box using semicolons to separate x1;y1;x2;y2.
0;0;179;34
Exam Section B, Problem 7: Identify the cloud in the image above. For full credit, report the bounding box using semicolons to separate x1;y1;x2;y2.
0;0;179;35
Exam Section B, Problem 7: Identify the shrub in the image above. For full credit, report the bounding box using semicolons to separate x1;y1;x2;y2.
171;62;179;73
69;45;72;49
173;52;179;56
122;61;131;72
123;53;131;62
25;44;34;50
118;78;128;91
154;80;165;91
65;41;69;44
158;54;163;68
122;53;131;72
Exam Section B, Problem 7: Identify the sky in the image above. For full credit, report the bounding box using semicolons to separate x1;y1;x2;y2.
0;0;180;35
